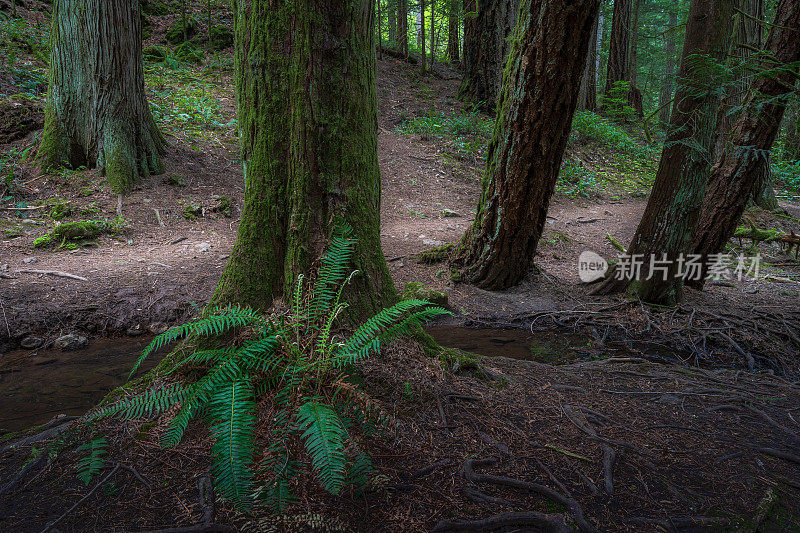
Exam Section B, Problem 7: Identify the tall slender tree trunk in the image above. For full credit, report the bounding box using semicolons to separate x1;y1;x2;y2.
430;0;436;64
212;0;395;315
457;0;520;110
388;0;397;43
453;0;600;290
593;0;735;304
447;0;460;62
690;0;800;287
578;10;600;111
658;10;677;123
420;0;427;71
38;0;165;194
398;0;409;57
604;0;643;117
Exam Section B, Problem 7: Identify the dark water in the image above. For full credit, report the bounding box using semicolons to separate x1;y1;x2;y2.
0;338;159;432
425;325;594;363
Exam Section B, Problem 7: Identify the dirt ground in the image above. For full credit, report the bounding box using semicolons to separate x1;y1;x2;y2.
2;5;800;530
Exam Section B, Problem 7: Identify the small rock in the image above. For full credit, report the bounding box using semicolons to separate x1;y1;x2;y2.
54;334;88;351
422;238;444;246
195;242;211;253
148;322;169;335
20;335;44;349
126;324;143;337
441;209;461;218
23;257;38;264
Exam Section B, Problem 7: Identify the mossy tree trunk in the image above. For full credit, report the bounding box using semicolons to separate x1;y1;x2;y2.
457;0;520;111
593;0;735;304
689;0;800;288
211;0;395;316
452;0;600;290
38;0;165;194
578;10;600;111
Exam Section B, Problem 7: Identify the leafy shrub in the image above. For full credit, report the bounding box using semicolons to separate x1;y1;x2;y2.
598;80;636;123
557;159;599;198
773;157;800;191
209;25;233;51
143;45;170;63
165;17;197;45
89;227;450;509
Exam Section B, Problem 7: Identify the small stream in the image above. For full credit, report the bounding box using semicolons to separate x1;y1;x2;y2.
0;338;159;433
0;326;626;433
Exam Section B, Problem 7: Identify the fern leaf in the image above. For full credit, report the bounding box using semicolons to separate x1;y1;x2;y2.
208;377;257;504
309;225;356;319
76;437;107;485
296;401;348;495
130;306;262;377
87;383;185;422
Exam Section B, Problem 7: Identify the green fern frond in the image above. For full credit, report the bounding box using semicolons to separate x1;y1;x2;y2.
87;383;185;421
76;437;107;485
297;401;348;495
131;306;263;376
208;377;257;504
347;450;375;489
309;225;356;319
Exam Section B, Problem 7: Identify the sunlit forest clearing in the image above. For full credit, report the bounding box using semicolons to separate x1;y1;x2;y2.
1;0;800;531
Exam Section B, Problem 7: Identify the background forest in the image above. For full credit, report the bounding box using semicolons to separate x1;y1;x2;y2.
0;0;799;531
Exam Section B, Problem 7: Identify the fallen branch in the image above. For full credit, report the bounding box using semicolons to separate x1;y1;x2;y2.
18;269;88;281
40;464;121;533
0;452;47;496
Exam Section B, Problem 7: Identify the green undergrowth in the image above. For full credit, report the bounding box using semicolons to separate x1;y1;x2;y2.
85;226;450;511
396;108;493;158
33;217;129;249
0;17;49;98
145;65;236;144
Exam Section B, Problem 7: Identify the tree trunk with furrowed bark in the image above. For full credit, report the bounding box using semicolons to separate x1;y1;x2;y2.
688;0;800;289
38;0;165;194
452;0;600;290
593;0;735;304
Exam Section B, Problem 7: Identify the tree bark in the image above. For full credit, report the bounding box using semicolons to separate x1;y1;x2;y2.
578;10;600;111
453;0;600;290
398;0;409;57
593;0;735;304
457;0;520;111
447;0;460;62
420;0;427;71
38;0;165;194
212;0;395;315
388;0;397;43
689;0;800;287
604;0;643;118
658;10;677;123
461;0;476;70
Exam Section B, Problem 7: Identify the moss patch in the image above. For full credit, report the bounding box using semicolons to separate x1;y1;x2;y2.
402;282;448;307
415;243;454;264
33;219;126;249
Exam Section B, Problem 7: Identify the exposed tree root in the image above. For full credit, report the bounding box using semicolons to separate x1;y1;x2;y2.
432;511;572;533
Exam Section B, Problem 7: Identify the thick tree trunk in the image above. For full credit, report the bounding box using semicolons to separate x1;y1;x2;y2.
38;0;165;194
398;0;409;57
453;0;600;290
751;160;780;211
457;0;520;111
461;0;476;70
604;0;643;118
447;0;460;62
593;0;735;304
690;0;800;287
578;10;600;111
213;0;395;315
658;10;677;123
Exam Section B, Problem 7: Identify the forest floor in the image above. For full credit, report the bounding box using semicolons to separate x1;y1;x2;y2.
2;2;800;531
